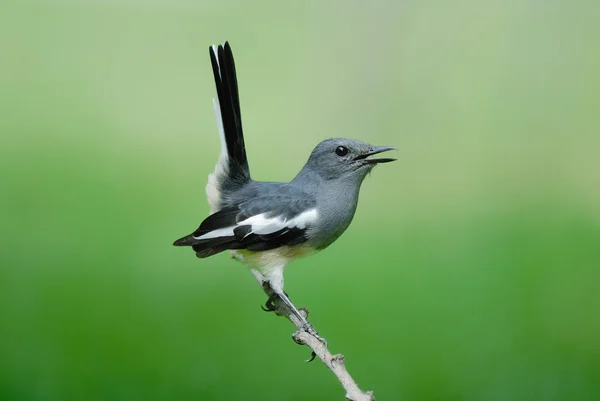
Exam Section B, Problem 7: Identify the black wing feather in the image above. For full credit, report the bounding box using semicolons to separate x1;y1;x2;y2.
174;195;315;257
194;207;239;235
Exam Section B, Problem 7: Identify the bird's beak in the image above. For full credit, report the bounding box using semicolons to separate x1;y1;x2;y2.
354;146;397;164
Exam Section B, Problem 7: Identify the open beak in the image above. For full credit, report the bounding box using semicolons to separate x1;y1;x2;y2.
354;146;397;164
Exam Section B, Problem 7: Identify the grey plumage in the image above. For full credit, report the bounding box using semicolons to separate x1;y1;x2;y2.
174;42;396;325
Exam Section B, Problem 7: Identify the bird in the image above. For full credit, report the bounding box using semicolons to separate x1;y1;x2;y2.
174;42;396;337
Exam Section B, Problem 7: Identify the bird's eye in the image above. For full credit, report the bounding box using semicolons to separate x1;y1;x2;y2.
335;146;349;156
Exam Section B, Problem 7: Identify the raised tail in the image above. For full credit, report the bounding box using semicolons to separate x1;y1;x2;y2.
206;42;251;213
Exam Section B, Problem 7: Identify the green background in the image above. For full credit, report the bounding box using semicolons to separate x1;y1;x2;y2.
1;1;599;400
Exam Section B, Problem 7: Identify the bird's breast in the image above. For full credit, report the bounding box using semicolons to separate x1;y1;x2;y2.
309;191;360;250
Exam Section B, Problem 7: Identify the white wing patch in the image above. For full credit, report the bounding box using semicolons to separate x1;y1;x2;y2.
205;43;229;213
193;209;319;241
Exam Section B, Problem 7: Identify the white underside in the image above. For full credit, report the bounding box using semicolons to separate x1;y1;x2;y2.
232;244;316;294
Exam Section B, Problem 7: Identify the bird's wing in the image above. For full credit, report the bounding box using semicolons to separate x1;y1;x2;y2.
173;195;318;257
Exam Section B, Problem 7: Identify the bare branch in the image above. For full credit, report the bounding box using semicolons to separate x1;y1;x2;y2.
250;270;375;401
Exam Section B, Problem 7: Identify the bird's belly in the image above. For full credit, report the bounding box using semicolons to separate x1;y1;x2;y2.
232;244;316;271
231;245;316;294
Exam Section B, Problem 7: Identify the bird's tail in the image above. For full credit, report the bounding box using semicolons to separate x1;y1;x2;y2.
206;42;250;212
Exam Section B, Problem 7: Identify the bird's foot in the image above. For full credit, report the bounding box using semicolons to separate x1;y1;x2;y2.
261;293;277;312
260;287;291;313
304;324;328;348
293;323;327;363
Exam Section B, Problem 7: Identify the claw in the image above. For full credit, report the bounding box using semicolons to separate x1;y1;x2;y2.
261;293;277;312
306;351;317;363
301;325;327;362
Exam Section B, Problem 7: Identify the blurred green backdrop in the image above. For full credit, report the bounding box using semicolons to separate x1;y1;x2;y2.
1;1;599;400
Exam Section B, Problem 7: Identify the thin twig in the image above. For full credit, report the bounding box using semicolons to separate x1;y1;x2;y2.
250;270;375;401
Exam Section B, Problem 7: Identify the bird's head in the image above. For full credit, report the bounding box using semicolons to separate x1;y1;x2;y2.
303;138;396;182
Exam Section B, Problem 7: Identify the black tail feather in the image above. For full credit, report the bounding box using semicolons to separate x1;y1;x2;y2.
209;42;250;182
173;233;236;257
174;42;252;256
173;235;234;258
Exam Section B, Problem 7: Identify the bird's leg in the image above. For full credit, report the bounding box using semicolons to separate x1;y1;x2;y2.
276;291;310;326
258;275;328;352
276;291;327;348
